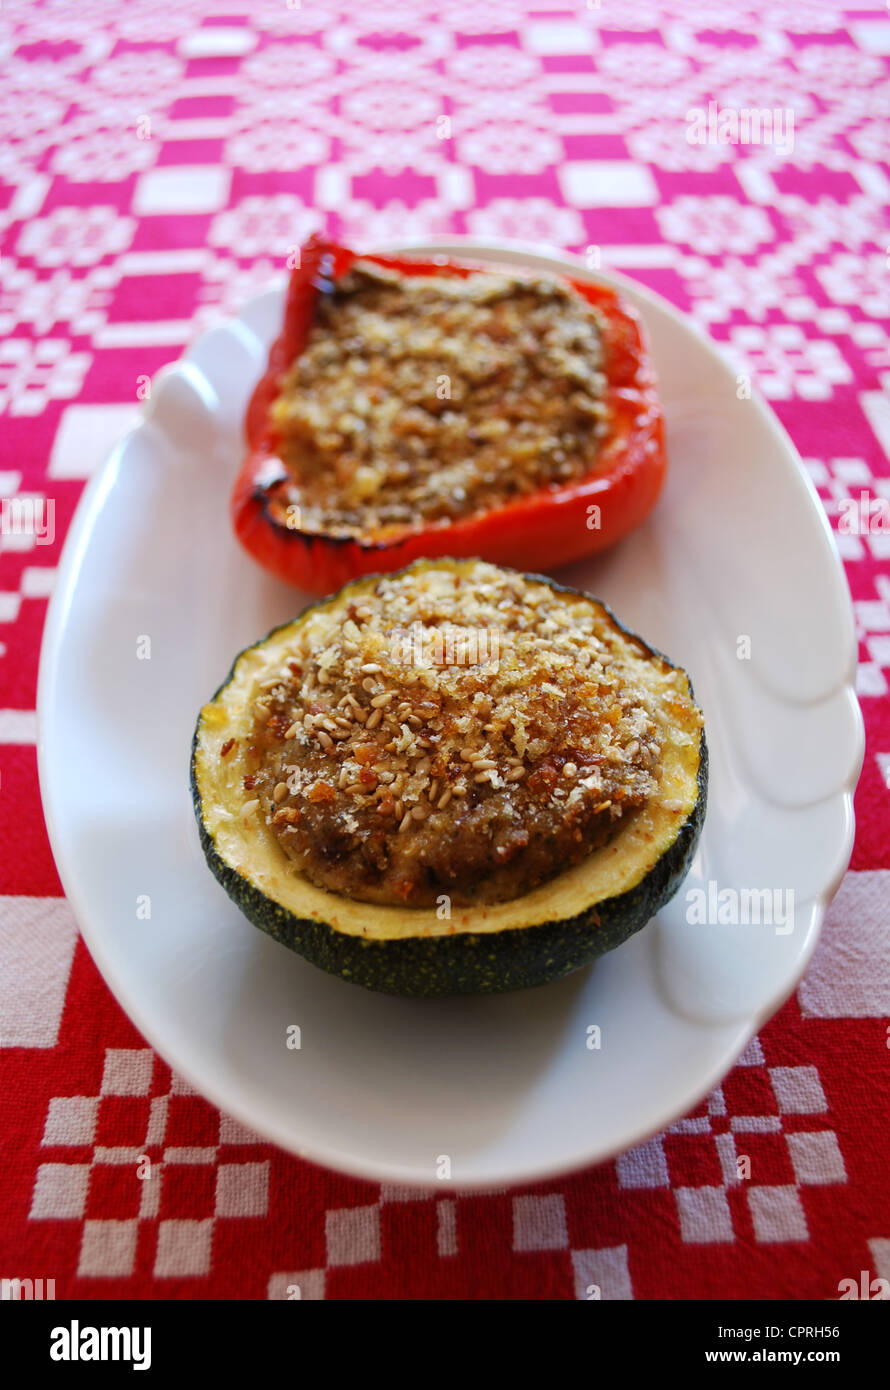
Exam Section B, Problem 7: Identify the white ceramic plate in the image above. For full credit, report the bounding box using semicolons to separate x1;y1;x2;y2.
38;240;863;1188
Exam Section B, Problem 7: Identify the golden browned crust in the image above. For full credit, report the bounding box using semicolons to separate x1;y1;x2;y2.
269;261;608;537
234;562;686;908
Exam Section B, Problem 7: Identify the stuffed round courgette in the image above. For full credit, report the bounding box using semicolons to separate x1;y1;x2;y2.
191;558;706;996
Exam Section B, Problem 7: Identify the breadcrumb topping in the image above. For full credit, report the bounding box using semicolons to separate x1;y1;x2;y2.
269;260;608;537
233;562;699;909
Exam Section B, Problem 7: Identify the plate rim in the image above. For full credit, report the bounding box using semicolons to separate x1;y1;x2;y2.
36;236;864;1188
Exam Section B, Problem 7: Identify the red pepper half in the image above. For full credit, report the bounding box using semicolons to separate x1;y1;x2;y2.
232;234;666;594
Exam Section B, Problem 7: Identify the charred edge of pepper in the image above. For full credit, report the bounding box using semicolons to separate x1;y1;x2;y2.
247;456;651;557
248;483;420;555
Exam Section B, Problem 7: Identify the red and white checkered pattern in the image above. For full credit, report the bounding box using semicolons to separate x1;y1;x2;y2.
1;0;889;1299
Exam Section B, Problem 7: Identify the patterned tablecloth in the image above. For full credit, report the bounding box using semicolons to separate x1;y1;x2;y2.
1;0;888;1301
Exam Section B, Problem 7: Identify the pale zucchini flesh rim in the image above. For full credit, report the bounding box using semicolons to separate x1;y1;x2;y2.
193;561;702;942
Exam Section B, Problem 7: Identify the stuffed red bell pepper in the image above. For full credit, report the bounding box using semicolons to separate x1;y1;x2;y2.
232;234;666;594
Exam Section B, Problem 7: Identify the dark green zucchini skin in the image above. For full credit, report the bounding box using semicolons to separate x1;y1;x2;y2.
190;564;707;997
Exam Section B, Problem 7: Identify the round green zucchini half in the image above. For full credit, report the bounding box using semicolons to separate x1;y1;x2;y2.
191;559;707;997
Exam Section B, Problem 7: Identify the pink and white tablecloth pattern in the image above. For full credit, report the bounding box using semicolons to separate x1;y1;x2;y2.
1;0;889;1300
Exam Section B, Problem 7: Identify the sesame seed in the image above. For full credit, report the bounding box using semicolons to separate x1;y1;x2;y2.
241;799;260;819
241;560;682;905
